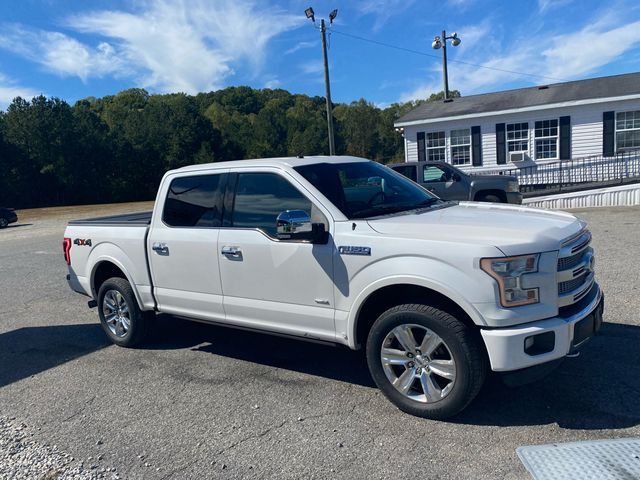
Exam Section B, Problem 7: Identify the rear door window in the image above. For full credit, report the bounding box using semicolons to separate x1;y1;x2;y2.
163;174;225;227
392;165;417;182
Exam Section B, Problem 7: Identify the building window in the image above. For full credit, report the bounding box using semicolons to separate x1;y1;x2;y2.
616;111;640;150
426;131;446;161
506;122;529;152
534;119;558;160
450;128;471;165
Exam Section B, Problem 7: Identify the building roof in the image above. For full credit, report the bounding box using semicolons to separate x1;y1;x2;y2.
395;72;640;127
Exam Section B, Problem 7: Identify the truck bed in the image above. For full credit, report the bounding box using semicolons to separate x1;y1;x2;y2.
68;211;153;226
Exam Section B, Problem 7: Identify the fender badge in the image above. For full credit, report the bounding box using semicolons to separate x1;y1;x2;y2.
73;238;92;247
339;246;371;256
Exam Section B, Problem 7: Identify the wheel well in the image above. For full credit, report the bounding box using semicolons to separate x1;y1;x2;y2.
355;284;476;348
474;189;507;202
92;261;127;297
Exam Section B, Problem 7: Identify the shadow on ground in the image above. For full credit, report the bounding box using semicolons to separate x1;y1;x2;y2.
0;323;110;388
146;314;375;388
2;317;638;431
2;223;33;230
147;316;640;430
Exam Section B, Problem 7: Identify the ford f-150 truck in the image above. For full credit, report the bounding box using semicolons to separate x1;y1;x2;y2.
64;156;603;419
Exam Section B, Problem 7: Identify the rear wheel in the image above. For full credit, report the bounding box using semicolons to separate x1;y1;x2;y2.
366;304;486;419
97;277;151;347
0;217;8;228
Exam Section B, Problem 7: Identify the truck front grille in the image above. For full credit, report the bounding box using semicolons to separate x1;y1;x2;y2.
559;272;588;295
557;230;595;308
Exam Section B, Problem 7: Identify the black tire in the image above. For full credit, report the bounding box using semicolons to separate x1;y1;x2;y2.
0;217;8;228
478;194;502;203
97;277;151;347
366;304;487;419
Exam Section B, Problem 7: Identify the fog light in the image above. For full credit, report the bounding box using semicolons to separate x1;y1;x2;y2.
524;331;555;356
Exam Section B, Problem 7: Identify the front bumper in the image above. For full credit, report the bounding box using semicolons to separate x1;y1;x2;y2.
506;192;523;204
480;284;603;372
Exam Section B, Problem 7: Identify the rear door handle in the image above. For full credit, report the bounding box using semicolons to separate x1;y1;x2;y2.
152;242;169;255
221;246;242;258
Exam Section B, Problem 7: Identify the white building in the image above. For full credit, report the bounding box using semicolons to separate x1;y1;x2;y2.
394;72;640;172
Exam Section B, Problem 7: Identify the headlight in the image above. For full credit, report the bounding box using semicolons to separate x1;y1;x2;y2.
480;254;540;307
506;181;519;193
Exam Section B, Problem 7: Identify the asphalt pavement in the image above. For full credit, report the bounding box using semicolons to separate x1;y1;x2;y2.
1;204;639;479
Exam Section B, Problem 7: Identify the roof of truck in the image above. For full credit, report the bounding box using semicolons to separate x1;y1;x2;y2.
175;155;370;173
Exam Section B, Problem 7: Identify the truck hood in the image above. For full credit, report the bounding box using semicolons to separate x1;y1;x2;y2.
366;202;585;256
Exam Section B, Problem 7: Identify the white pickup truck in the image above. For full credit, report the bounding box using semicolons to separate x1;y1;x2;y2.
64;156;603;419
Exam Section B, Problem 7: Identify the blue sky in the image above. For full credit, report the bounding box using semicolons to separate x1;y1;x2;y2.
1;0;640;109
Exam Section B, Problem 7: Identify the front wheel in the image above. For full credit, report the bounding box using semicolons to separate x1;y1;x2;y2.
0;217;8;228
366;304;487;419
477;194;502;203
97;277;151;347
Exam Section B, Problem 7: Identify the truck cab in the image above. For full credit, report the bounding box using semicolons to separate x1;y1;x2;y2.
390;161;522;204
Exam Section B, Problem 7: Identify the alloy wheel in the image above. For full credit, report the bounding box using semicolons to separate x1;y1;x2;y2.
380;324;456;403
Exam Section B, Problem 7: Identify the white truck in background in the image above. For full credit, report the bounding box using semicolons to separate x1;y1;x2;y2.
64;156;603;419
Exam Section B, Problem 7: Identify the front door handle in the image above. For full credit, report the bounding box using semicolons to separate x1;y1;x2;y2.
152;242;169;255
221;246;242;258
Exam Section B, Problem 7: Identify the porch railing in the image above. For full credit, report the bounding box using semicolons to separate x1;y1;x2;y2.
470;149;640;195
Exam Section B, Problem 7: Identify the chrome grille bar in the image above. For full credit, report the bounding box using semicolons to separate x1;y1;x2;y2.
557;229;595;308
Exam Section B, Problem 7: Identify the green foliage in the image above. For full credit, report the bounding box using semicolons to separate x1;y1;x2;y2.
0;86;454;208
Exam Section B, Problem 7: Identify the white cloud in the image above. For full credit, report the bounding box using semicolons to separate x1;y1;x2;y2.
0;25;124;81
399;13;640;102
0;72;41;109
300;60;324;75
284;41;316;55
541;19;640;79
359;0;417;30
264;78;281;89
538;0;573;13
0;0;303;94
67;0;302;93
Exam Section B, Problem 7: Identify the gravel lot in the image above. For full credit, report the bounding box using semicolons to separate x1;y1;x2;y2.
0;203;639;479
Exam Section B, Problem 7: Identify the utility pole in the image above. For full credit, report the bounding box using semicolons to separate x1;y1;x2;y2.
320;18;336;155
441;30;449;100
432;30;461;101
305;7;337;155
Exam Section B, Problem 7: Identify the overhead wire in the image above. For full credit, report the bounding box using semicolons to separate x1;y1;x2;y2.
329;28;569;84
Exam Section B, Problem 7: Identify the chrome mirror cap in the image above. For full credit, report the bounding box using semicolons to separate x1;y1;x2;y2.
276;210;312;239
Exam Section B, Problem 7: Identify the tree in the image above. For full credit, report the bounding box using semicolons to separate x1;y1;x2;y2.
0;85;459;208
334;99;381;159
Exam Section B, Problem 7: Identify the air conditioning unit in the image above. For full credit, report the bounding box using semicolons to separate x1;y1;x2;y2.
509;152;526;163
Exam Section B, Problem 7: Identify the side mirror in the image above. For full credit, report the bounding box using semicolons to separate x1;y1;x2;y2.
452;173;461;182
276;210;328;243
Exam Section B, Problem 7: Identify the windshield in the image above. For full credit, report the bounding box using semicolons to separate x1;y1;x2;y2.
294;161;441;219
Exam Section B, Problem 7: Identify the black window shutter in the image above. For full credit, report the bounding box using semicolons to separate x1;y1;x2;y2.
417;132;426;162
559;116;571;160
471;126;482;166
496;123;506;164
603;111;615;156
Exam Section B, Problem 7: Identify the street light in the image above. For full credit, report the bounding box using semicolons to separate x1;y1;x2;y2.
305;7;315;22
306;7;338;155
432;30;461;100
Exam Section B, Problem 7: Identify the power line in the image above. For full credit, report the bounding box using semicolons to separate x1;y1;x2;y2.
329;29;568;84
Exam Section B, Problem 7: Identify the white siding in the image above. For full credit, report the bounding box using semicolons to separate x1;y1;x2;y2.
401;98;640;170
